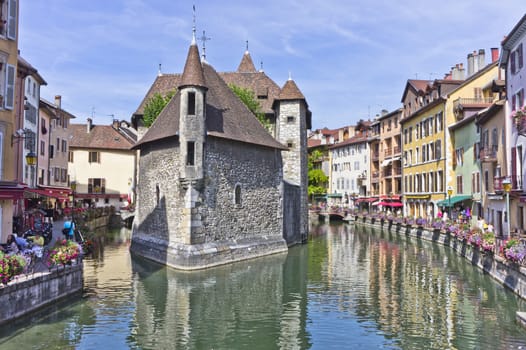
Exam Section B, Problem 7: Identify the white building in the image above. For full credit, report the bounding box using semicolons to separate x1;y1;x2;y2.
500;14;526;232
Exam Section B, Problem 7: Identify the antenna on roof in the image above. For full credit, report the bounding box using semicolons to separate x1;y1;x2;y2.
259;61;264;72
90;107;95;118
158;63;162;76
191;5;196;45
199;30;211;62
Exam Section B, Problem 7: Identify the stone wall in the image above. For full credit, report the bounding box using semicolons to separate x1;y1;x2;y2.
283;181;302;245
0;264;83;325
131;137;288;270
202;137;284;242
355;218;526;300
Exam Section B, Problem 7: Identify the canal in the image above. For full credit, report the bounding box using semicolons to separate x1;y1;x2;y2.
0;221;526;349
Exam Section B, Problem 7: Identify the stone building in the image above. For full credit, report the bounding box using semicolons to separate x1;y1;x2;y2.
130;35;310;270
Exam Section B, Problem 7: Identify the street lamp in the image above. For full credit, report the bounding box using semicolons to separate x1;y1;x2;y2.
503;178;512;238
25;151;37;166
447;186;453;220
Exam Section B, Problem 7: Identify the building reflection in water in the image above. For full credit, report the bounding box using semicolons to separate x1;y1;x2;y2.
129;249;311;349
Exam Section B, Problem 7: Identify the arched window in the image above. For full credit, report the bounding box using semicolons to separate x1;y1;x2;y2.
234;184;242;207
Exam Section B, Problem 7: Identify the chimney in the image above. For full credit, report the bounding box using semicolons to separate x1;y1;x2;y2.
112;119;120;129
87;118;93;133
491;48;499;63
54;95;62;109
458;63;465;79
472;50;479;73
451;65;458;80
467;53;474;76
478;49;485;70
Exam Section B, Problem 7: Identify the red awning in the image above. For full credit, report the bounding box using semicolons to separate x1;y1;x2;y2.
364;197;378;203
379;201;403;207
75;193;124;199
0;182;26;199
25;186;72;200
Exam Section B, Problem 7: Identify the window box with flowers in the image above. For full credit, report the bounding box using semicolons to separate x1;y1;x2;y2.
512;106;526;133
47;239;81;267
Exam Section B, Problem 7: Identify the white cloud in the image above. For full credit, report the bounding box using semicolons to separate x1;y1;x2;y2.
19;1;526;129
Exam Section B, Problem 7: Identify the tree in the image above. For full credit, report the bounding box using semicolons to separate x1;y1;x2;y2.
228;84;270;129
308;150;328;198
143;89;176;127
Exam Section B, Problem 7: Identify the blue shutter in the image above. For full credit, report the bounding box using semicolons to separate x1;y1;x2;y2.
5;64;15;110
7;0;16;40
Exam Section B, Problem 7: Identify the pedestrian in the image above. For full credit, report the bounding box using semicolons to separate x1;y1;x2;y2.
63;217;75;240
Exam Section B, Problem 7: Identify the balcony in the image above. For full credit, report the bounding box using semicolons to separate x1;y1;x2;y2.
494;175;523;193
372;151;379;161
383;168;392;177
393;146;401;155
453;97;494;120
479;145;498;162
393;167;402;176
384;148;392;157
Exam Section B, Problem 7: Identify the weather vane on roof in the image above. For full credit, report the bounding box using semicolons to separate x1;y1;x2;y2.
192;5;196;44
246;40;249;52
199;30;211;61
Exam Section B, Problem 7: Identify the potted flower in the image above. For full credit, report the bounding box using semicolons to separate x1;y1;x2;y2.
48;239;81;267
512;106;526;131
503;239;526;265
0;252;27;284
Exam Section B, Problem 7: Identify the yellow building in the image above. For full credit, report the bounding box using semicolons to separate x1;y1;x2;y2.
444;60;499;222
0;0;20;242
401;76;464;218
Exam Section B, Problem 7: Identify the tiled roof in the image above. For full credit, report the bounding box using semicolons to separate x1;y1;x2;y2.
237;51;257;72
329;134;368;149
279;79;305;100
219;71;281;114
308;139;322;148
135;74;181;115
134;60;287;150
69;124;136;150
179;43;206;89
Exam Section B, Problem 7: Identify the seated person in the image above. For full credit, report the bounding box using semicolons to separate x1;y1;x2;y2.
31;234;44;247
6;234;19;254
14;234;29;250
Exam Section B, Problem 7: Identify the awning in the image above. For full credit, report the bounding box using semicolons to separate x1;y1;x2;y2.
405;194;431;199
327;193;343;198
75;193;124;199
364;197;378;203
0;182;26;200
371;201;381;206
379;201;403;207
381;159;392;167
436;194;472;207
25;186;72;200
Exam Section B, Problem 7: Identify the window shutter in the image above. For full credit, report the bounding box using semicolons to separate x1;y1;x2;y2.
520;88;525;108
512;146;517;188
519;43;524;69
513;94;517;111
5;64;14;109
512;50;516;74
7;0;16;40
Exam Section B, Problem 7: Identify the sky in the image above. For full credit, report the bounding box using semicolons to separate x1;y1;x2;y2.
18;1;526;130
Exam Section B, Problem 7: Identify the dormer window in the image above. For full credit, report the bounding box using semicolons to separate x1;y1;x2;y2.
187;92;196;115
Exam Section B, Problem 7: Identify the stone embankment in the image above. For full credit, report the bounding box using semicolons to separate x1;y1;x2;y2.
354;217;526;300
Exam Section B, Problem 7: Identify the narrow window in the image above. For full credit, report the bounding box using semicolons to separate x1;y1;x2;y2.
187;92;196;115
187;141;195;165
156;184;160;205
234;184;242;207
287;116;294;123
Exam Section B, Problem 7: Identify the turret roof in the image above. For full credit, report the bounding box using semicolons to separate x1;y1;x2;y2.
179;43;206;89
278;79;306;100
237;51;257;73
134;60;286;150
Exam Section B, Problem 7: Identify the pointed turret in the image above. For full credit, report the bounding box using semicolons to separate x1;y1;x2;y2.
179;41;206;89
237;51;257;73
279;78;305;100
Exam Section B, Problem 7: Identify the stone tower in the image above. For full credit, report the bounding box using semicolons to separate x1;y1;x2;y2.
275;78;310;243
178;35;208;245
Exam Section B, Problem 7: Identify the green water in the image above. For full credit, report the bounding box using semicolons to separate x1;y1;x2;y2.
0;222;525;349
